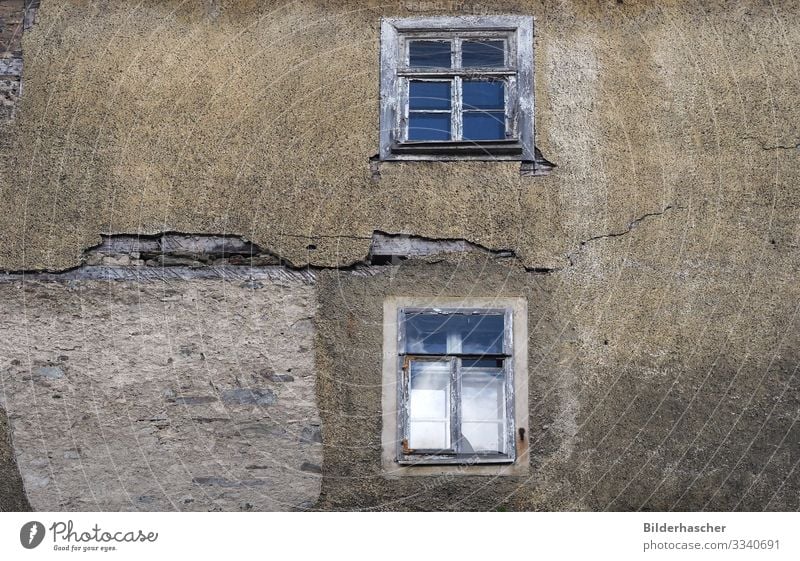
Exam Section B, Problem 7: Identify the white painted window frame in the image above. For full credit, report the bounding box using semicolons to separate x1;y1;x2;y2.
379;16;535;162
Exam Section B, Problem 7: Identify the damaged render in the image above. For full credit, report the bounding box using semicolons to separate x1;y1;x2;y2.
0;229;558;511
0;206;678;282
2;0;800;514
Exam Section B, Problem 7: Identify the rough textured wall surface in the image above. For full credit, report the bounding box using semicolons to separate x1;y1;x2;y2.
0;0;35;125
0;277;321;511
316;257;564;510
317;256;800;511
0;406;31;511
2;0;797;271
0;0;798;512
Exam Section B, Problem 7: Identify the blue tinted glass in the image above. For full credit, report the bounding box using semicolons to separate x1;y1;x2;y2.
408;113;451;141
462;40;505;67
405;313;505;354
463;112;505;140
409;40;451;68
409;81;451;110
462;358;504;368
463;81;504;110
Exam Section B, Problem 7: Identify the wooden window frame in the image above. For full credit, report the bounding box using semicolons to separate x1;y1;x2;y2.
396;307;517;466
379;16;535;162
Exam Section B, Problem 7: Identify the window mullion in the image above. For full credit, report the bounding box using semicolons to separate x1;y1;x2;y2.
399;77;409;142
504;308;515;459
451;357;462;455
506;75;517;139
453;76;462;141
453;37;462;142
503;76;511;139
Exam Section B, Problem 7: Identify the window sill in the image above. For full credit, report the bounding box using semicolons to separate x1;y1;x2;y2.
385;139;524;161
398;453;515;466
370;146;555;177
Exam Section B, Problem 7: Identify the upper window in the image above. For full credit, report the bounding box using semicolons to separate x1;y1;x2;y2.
379;16;535;161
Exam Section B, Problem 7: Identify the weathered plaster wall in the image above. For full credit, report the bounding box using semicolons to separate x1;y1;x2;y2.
0;0;798;511
554;217;800;511
316;255;800;511
0;276;321;511
2;0;796;271
315;256;564;510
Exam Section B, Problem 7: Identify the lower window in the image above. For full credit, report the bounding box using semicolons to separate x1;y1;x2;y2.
393;304;522;466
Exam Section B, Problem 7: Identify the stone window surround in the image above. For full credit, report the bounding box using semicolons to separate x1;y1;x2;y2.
381;296;529;477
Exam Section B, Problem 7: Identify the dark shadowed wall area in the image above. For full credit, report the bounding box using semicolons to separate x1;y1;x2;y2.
0;0;798;511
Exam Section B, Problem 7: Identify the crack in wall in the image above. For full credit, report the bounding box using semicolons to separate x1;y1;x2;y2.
567;204;683;265
0;230;536;281
277;232;373;242
0;205;681;282
761;143;800;151
368;230;516;262
743;136;800;151
580;205;678;246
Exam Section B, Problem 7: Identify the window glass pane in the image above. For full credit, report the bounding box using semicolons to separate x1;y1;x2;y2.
405;313;504;354
461;370;505;421
461;422;504;453
410;362;449;419
408;113;451;141
461;314;505;353
462;358;504;368
409;40;452;68
462;40;505;67
408;361;451;450
410;422;450;450
461;370;505;453
463;81;504;110
409;81;451;110
463;112;506;141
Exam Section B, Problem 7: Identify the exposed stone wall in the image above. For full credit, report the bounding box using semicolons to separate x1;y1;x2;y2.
0;0;24;123
0;0;36;124
0;276;321;511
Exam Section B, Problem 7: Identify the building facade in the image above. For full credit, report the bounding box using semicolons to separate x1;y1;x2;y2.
0;0;799;511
